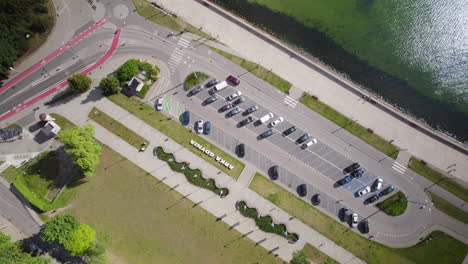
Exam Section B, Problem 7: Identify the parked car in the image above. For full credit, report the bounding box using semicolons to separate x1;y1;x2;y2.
297;133;311;144
339;208;349;222
366;194;380;204
225;107;241;118
344;162;360;173
373;178;383;191
237;143;245;158
219;103;234;112
209;81;228;95
282;126;296;136
238;116;254;127
227;91;242;101
301;138;318;149
350;213;358;228
259;129;275;138
227;75;240;85
268;117;284;128
203;94;219;105
337;176;353;186
297;184;307;197
196;120;204;134
312;194;321;205
351;168;365;178
259;113;274;124
243;105;258;115
270;166;279;180
360;220;370;234
181;111;190;125
188;85;203;96
233;97;245;105
205;78;219;88
204;121;211;135
357;186;371;197
155;97;163;111
380;185;395;196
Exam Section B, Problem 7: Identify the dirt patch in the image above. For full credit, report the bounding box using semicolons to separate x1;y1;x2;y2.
106;249;129;264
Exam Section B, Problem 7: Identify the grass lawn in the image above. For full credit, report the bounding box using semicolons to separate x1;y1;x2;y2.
88;107;150;150
5;123;21;128
408;158;468;202
376;191;408;216
184;72;210;90
300;93;399;158
107;93;244;179
428;191;468;224
66;145;282;264
207;46;292;94
249;174;467;264
50;113;75;130
303;243;339;264
131;0;213;40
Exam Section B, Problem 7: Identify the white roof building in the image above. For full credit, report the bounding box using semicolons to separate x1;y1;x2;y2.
42;121;61;136
128;77;144;92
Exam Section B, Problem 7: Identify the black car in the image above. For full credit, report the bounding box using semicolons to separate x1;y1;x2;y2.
237;143;245;158
344;163;360;173
339;208;349;222
225;108;241;118
312;194;321;205
297;133;311;144
204;121;211;135
297;184;307;197
270;166;279;180
351;168;365;178
188;85;203;96
243;105;258;115
337;176;353;186
282;126;296;136
259;129;275;138
205;78;218;88
203;95;219;105
219;103;234;112
233;97;245;105
380;186;395;196
360;220;370;234
366;195;380;204
181;111;190;125
238;116;254;127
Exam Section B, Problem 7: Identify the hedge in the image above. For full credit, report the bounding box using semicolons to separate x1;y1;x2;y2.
237;201;298;242
155;147;229;197
13;175;53;212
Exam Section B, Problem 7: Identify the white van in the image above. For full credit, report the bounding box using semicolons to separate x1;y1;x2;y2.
259;113;274;124
212;81;228;93
301;138;318;149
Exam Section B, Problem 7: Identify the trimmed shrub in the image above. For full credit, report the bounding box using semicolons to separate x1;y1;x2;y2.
116;59;139;82
68;73;92;93
12;175;53;212
136;84;149;99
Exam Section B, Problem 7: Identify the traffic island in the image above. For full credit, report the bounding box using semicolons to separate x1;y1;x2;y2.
236;201;299;243
376;191;408;216
184;72;210;90
155;147;229;197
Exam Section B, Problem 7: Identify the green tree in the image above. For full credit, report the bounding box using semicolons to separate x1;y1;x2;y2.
99;76;120;95
116;59;139;82
59;124;102;176
290;250;310;264
64;223;96;256
68;73;92;93
0;233;50;264
41;214;80;244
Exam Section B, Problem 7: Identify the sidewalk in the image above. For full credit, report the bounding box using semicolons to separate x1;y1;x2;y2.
154;0;468;183
49;92;364;263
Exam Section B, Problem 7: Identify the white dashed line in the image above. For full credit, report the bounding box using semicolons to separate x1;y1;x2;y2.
392;162;406;174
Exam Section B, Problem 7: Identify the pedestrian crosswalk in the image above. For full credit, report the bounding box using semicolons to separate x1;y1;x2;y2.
0;161;10;173
167;38;191;73
283;95;298;108
392;161;407;174
177;37;190;48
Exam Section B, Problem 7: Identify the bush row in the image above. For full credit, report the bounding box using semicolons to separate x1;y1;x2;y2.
155;147;229;197
12;175;53;212
236;201;299;242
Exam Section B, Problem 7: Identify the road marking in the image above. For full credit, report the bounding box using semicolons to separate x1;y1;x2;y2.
392;162;406;174
178;38;190;48
283;95;297;108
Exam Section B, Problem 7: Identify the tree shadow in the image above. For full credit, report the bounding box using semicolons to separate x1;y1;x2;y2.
22;233;86;264
81;86;104;104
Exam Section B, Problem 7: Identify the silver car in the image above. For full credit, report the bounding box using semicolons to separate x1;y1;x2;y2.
156;97;163;111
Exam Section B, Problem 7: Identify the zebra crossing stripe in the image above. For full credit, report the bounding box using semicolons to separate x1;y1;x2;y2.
392;162;407;174
283;96;298;108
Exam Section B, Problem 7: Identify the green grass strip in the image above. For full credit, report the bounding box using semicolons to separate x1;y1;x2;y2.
88;107;150;150
300;93;399;158
303;243;339;264
409;157;468;202
107;93;244;178
249;173;467;264
206;45;292;94
376;191;408;216
50;113;75;130
428;191;468;224
184;72;210;90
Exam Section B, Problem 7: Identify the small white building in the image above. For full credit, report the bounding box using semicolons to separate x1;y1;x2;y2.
128;77;144;92
42;121;61;136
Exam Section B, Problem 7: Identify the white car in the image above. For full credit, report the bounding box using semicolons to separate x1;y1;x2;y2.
374;178;383;191
259;113;274;124
196;120;204;134
357;186;371;197
301;138;318;149
227;91;242;101
269;117;284;127
156;97;163;111
351;213;358;228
